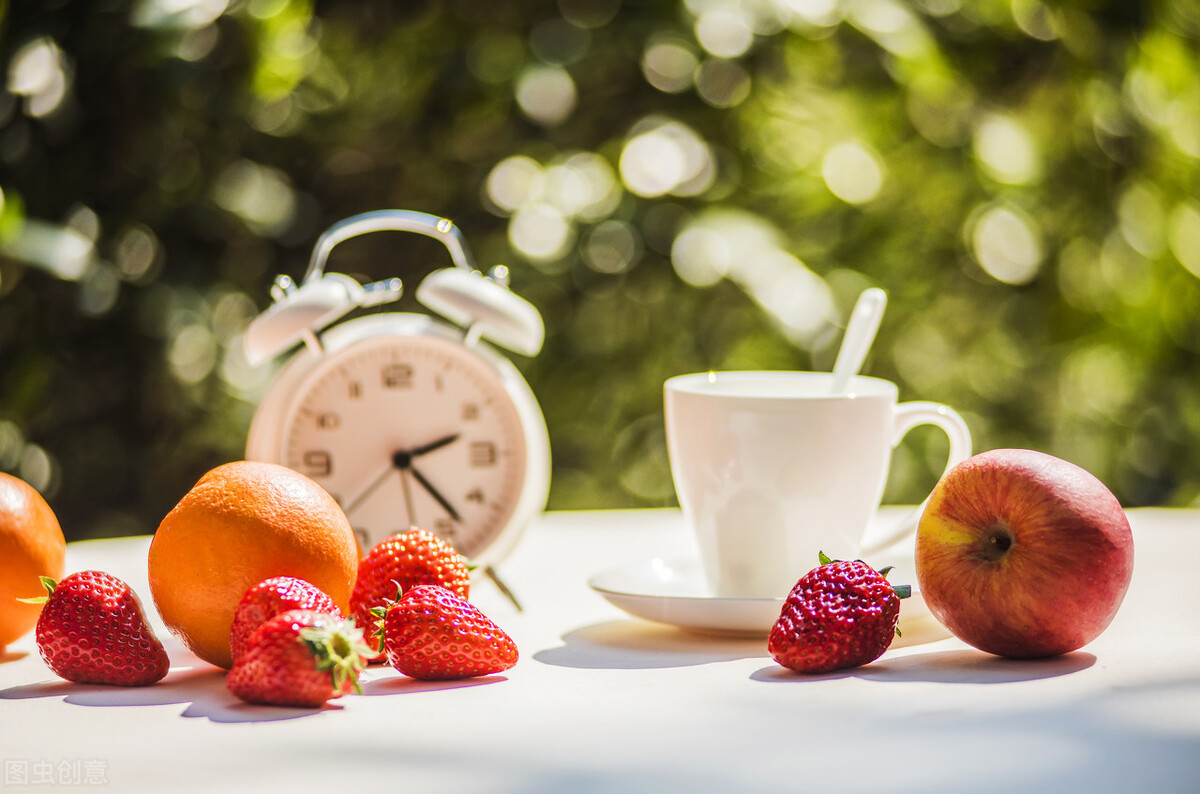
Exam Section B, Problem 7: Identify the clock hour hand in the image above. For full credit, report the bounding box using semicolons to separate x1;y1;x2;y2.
408;433;460;458
409;465;461;523
390;431;458;471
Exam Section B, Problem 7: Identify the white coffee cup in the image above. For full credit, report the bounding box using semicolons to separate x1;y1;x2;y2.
664;371;972;598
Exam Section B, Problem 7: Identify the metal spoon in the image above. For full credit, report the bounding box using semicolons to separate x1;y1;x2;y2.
830;287;887;394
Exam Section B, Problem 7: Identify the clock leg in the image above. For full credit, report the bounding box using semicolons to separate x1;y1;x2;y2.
483;565;524;613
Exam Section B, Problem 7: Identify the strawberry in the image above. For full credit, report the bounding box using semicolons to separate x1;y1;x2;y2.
350;528;471;658
25;571;169;686
230;576;341;664
377;584;517;681
768;552;911;674
226;609;372;708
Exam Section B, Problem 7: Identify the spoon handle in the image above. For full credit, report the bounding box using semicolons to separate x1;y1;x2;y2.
830;288;887;394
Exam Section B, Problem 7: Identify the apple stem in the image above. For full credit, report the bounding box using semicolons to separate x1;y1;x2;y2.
981;523;1016;563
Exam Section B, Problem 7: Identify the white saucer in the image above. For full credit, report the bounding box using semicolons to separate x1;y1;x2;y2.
589;558;781;637
588;557;951;645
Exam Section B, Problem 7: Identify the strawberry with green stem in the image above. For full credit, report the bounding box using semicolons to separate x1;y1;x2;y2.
768;552;911;674
230;576;341;664
350;528;471;660
374;584;517;681
22;570;170;686
227;609;373;707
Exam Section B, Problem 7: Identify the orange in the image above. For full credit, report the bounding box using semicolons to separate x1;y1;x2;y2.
0;472;66;652
148;460;358;669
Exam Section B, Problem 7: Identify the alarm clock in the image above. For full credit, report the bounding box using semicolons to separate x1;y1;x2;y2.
243;210;551;580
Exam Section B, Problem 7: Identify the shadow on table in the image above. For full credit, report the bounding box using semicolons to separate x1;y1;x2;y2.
358;670;507;696
1;649;29;664
750;648;1097;684
535;619;766;670
0;666;346;724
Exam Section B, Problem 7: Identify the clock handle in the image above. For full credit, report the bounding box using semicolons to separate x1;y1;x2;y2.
302;210;477;285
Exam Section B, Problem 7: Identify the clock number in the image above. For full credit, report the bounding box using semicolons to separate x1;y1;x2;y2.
433;518;456;539
466;487;485;504
317;412;340;429
462;403;479;421
470;442;497;467
349;381;363;399
382;363;414;389
302;450;332;477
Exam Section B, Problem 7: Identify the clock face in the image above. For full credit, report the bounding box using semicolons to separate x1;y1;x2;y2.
276;332;529;559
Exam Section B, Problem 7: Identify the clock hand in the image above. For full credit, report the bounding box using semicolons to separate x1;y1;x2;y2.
341;463;396;517
389;439;459;525
409;465;461;522
398;469;418;528
408;433;460;458
397;452;520;612
390;432;457;470
343;460;418;530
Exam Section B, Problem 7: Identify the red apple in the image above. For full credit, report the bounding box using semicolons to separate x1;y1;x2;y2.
915;448;1134;658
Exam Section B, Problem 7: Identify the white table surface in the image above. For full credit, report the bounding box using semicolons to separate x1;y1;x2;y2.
2;507;1198;793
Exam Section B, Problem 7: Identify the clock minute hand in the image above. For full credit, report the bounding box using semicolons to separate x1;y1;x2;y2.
409;465;461;522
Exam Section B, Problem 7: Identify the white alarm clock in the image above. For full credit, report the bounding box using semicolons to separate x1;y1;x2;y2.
243;210;551;579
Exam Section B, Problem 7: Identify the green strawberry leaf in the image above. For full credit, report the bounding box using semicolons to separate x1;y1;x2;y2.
16;576;57;604
300;618;373;695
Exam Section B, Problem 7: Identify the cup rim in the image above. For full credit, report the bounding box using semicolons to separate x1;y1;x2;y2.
664;370;898;400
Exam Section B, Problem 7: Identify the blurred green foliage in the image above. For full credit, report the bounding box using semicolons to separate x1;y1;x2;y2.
1;0;1198;540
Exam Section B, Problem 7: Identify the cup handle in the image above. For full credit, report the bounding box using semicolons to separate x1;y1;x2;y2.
860;401;972;555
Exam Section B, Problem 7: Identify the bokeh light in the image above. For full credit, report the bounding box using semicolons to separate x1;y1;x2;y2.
695;6;755;58
114;225;162;284
642;38;698;94
970;204;1043;286
211;160;297;237
486;156;544;214
516;65;578;126
973;115;1041;185
695;58;751;108
619;119;715;197
7;37;69;118
1169;202;1200;280
822;141;886;205
672;210;836;344
509;203;574;263
131;0;228;29
582;220;642;274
